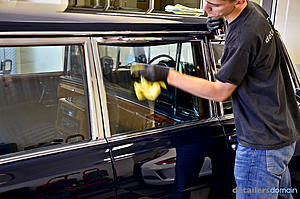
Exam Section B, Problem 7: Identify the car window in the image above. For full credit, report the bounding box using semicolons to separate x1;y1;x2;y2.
211;41;233;115
0;45;90;157
98;41;210;136
108;0;148;12
296;65;300;79
68;0;105;9
153;0;201;14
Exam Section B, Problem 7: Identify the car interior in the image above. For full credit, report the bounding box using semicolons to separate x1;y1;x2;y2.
98;40;211;135
0;45;90;155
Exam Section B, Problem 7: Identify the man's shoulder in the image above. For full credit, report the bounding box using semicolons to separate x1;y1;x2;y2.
226;25;258;52
229;12;270;51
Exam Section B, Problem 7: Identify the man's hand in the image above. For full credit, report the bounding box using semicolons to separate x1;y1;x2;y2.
131;63;169;82
206;17;225;33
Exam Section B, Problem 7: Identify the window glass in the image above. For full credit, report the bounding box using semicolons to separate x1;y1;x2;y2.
211;42;223;70
0;45;90;157
153;0;201;14
108;0;148;12
211;41;233;115
67;0;261;12
153;0;261;13
296;65;300;77
0;46;64;75
68;0;105;9
98;41;209;136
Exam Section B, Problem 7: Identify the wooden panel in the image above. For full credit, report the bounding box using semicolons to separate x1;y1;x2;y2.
57;81;84;98
107;94;174;135
56;80;88;139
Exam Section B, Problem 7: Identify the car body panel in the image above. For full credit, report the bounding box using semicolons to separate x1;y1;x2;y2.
0;142;115;198
107;118;235;198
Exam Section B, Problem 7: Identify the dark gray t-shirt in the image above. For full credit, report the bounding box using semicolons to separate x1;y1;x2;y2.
215;1;300;149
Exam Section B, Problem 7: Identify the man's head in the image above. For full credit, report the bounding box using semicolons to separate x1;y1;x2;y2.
203;0;247;23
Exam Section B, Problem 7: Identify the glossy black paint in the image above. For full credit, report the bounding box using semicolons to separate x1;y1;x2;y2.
108;118;236;199
0;10;209;32
0;143;116;199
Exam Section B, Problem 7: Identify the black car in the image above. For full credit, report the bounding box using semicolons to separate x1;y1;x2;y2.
0;7;299;199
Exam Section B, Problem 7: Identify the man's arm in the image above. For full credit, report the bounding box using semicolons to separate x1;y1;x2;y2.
167;68;237;102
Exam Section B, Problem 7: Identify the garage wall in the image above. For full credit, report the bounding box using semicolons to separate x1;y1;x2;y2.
275;0;300;71
0;0;68;11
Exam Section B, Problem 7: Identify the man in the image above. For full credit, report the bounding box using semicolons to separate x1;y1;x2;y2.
133;0;300;198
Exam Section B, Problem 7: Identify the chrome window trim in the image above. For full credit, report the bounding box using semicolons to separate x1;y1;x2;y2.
0;31;210;37
85;38;104;140
0;37;105;164
201;39;215;118
91;37;112;138
106;117;222;143
94;36;215;138
270;0;277;23
0;139;108;165
0;37;87;46
207;39;225;117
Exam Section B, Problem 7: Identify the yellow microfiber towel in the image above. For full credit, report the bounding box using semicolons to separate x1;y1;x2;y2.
134;77;167;101
165;4;204;15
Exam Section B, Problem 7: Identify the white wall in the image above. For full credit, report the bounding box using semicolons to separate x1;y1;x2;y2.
19;47;64;74
275;0;300;70
0;0;68;11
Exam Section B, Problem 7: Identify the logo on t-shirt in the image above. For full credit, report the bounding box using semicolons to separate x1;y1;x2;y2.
265;29;274;44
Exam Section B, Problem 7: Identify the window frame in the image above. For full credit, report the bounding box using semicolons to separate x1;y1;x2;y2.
0;37;104;165
92;36;214;139
207;38;235;118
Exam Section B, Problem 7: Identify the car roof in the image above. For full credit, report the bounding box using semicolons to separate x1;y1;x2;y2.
0;9;209;33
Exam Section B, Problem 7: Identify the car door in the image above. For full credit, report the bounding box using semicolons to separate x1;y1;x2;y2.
93;35;236;199
0;37;116;199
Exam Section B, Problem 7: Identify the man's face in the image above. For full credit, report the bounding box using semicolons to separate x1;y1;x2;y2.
203;0;238;18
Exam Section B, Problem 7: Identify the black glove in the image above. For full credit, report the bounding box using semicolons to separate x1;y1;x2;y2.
206;17;225;33
131;63;169;82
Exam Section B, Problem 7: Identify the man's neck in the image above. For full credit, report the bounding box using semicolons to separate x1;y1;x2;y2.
226;1;248;23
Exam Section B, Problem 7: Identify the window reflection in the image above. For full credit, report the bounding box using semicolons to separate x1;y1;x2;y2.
154;0;201;13
0;45;90;157
68;0;105;8
67;0;262;12
296;65;300;76
99;41;209;135
108;0;148;12
211;41;233;115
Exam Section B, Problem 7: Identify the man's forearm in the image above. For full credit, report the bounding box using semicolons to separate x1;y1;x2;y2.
167;68;236;102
